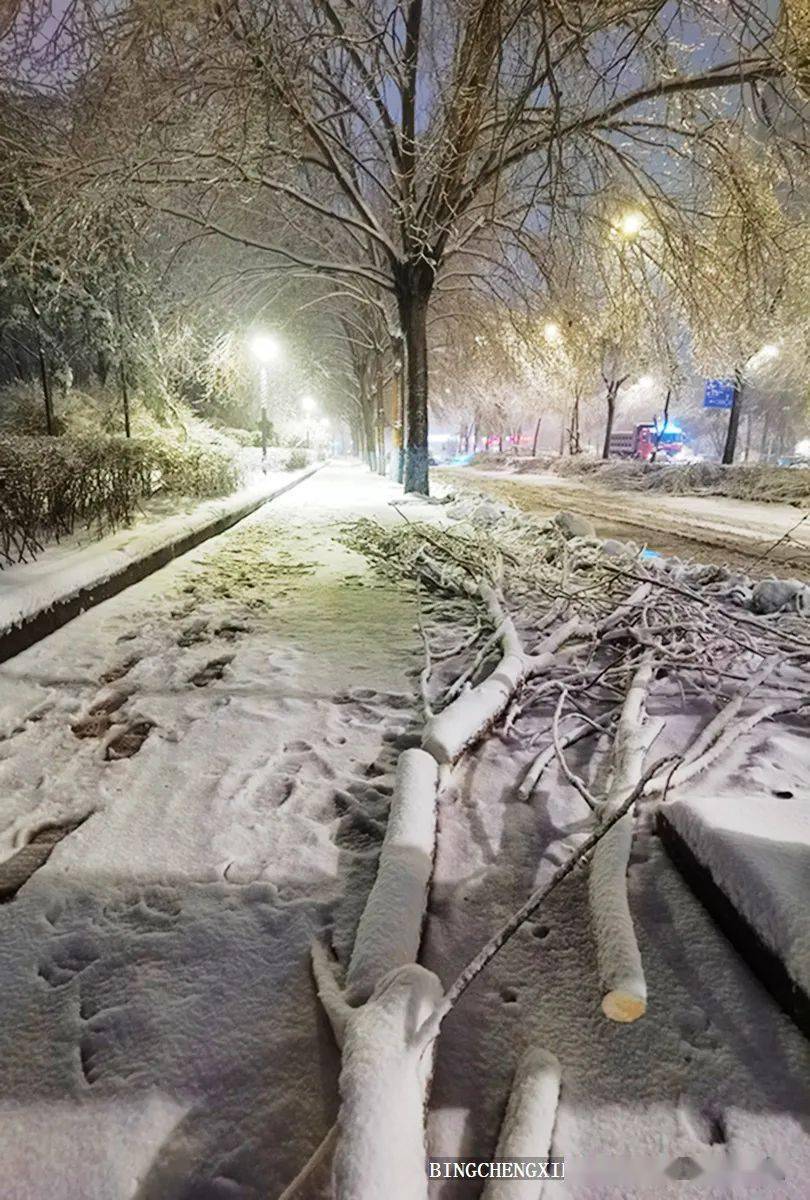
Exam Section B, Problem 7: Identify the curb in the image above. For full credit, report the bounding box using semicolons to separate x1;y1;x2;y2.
0;463;324;667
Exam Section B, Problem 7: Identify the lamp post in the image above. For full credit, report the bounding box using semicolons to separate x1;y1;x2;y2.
301;394;317;449
250;332;282;469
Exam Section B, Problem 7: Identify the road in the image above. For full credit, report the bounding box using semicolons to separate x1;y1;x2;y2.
435;466;810;581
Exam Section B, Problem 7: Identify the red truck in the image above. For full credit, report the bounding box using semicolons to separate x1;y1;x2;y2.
608;422;685;461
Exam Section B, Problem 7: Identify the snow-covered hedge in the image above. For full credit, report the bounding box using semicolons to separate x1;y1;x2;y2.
0;432;241;566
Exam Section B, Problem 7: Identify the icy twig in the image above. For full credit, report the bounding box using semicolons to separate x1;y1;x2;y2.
648;702;783;796
518;718;604;800
442;619;507;704
603;564;810;651
275;1123;337;1200
551;689;600;813
310;938;351;1048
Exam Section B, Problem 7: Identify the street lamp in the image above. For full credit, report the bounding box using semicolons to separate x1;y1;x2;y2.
749;342;779;370
616;209;645;239
543;321;562;344
301;394;317;447
249;331;283;468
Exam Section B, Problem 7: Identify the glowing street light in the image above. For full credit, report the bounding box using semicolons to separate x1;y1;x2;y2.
749;342;779;369
616;210;645;239
543;321;562;344
250;331;282;365
301;394;317;414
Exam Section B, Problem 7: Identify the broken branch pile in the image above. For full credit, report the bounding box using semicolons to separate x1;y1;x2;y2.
283;505;810;1199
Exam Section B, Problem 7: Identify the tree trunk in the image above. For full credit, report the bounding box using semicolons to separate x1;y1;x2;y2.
375;360;386;475
397;266;433;495
531;415;542;457
759;411;771;462
568;393;581;456
721;371;744;465
35;334;54;436
360;376;377;471
602;382;618;459
115;280;131;438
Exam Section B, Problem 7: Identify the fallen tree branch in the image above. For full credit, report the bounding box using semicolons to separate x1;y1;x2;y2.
481;1047;562;1200
589;655;656;1023
345;748;440;1003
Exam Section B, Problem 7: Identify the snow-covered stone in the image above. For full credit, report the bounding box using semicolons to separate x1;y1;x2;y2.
602;537;637;558
751;578;806;614
470;500;509;527
554;510;595;539
663;793;810;1002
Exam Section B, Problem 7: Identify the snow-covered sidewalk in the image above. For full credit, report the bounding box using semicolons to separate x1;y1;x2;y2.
0;461;317;645
1;462;809;1200
0;463;426;1199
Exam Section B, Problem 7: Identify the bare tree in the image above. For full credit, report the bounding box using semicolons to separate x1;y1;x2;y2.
5;0;803;491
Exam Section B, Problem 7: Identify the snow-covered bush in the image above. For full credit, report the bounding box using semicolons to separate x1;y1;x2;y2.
284;448;309;471
0;428;243;566
0;434;154;564
147;437;241;497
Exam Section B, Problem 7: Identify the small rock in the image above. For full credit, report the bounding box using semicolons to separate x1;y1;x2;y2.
751;579;805;615
469;501;506;527
554;511;595;539
602;538;630;557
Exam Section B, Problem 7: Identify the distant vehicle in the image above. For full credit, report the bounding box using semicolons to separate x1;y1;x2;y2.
608;422;685;461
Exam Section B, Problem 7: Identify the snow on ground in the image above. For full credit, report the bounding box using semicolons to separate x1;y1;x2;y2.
423;699;810;1198
665;789;810;999
2;461;810;1199
439;467;810;579
0;463;425;1199
0;452;311;633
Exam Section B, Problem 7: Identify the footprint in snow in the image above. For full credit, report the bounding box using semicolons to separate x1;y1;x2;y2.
103;888;182;931
177;618;210;647
72;712;114;739
190;657;234;688
105;721;154;760
37;931;100;988
99;656;140;685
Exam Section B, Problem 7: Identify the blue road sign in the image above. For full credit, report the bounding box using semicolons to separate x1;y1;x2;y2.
704;379;735;410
